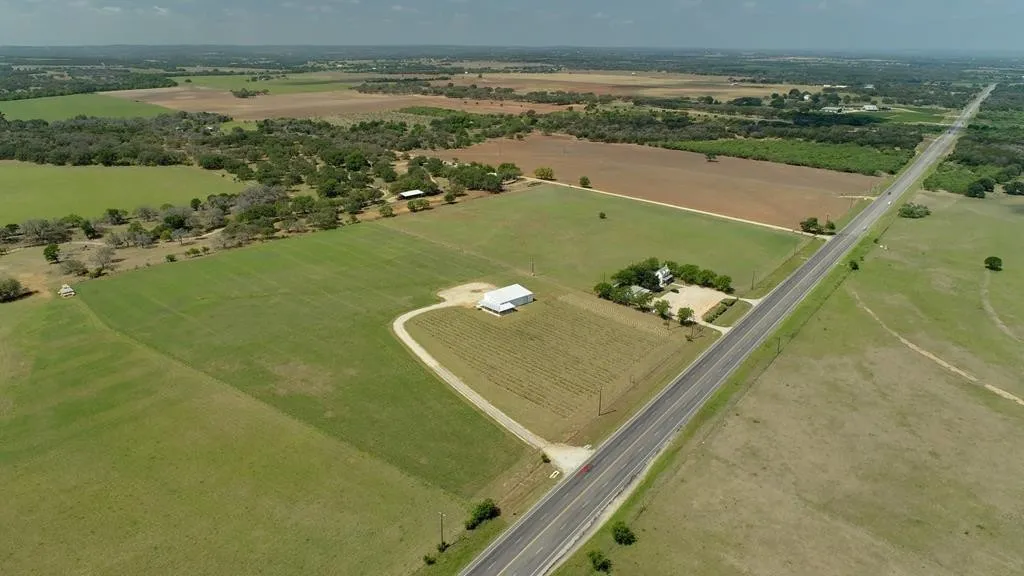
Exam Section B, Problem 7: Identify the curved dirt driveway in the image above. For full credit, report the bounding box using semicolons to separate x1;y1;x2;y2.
392;283;593;473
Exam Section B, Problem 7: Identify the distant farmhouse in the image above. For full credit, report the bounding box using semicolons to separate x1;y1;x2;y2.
478;284;534;315
655;266;674;289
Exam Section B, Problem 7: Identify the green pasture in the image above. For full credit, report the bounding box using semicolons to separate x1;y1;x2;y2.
0;162;244;223
0;93;169;121
175;72;358;94
384;184;803;295
77;224;527;497
0;297;475;576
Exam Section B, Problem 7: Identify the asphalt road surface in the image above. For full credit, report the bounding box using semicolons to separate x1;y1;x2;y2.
460;85;994;576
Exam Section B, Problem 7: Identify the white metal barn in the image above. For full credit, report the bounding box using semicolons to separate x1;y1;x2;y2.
478;284;534;315
398;189;426;199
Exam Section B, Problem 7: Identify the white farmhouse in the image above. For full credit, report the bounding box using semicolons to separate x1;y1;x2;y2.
655;266;674;288
477;284;534;315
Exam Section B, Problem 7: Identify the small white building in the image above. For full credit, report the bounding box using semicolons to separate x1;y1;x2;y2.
58;284;76;298
862;104;880;112
398;189;426;199
478;284;534;315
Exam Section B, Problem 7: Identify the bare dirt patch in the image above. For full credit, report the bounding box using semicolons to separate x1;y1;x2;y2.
106;86;567;120
442;134;880;228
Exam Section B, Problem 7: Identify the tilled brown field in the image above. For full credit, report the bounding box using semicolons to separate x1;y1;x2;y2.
104;86;568;120
442;134;881;228
443;71;818;100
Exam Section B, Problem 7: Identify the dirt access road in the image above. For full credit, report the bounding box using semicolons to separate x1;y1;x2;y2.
443;134;880;229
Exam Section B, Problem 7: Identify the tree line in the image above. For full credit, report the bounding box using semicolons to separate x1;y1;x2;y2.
0;67;175;101
924;84;1024;197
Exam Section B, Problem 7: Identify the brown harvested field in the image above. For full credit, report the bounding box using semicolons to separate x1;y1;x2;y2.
105;86;567;120
441;134;881;228
443;71;818;100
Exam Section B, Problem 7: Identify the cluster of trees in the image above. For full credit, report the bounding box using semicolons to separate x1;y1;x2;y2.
396;155;523;195
230;88;270;98
898;203;932;219
799;217;837;235
926;85;1024;197
356;80;616;107
985;256;1003;272
0;67;175;101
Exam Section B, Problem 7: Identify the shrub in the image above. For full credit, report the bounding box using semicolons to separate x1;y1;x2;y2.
541;452;551;464
465;498;501;530
43;243;61;263
60;259;89;276
966;181;986;198
165;254;178;263
407;198;431;213
422;554;437;566
588;550;612;573
703;298;737;323
985;256;1003;271
849;259;860;271
898;203;932;219
0;277;28;303
599;211;607;219
611;521;637;546
444;190;457;204
534;166;555;180
579;175;592;188
379;204;395;218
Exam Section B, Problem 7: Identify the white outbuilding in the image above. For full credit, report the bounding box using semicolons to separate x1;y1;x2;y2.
58;284;76;298
398;189;426;199
477;284;534;315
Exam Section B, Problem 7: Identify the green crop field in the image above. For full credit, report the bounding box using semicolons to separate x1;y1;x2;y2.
556;191;1024;576
663;139;912;175
0;93;170;121
407;291;715;441
175;72;358;94
1;162;245;222
384;185;802;296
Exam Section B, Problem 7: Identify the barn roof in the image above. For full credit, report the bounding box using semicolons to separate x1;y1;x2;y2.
399;189;426;198
480;284;533;305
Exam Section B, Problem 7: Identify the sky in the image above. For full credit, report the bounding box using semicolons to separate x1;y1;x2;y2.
0;0;1022;52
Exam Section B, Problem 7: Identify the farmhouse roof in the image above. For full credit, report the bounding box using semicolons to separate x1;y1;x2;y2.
399;189;426;198
481;284;533;305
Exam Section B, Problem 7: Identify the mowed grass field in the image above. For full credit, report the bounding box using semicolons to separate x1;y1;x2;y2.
0;93;170;121
0;298;474;576
556;192;1024;576
1;162;245;222
384;185;804;295
1;224;531;575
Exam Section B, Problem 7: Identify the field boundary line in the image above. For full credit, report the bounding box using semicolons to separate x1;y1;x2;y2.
522;177;825;238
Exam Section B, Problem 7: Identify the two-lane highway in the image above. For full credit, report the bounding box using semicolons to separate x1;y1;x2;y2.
461;85;994;576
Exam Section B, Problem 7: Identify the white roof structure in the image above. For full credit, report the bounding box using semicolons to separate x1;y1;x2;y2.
478;284;534;314
58;284;76;298
399;189;426;199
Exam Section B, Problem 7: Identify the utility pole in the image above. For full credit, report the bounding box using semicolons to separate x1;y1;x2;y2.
597;386;602;416
531;258;535;276
750;269;756;291
439;512;446;550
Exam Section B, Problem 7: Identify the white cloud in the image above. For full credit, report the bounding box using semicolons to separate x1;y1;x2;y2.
153;5;168;16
